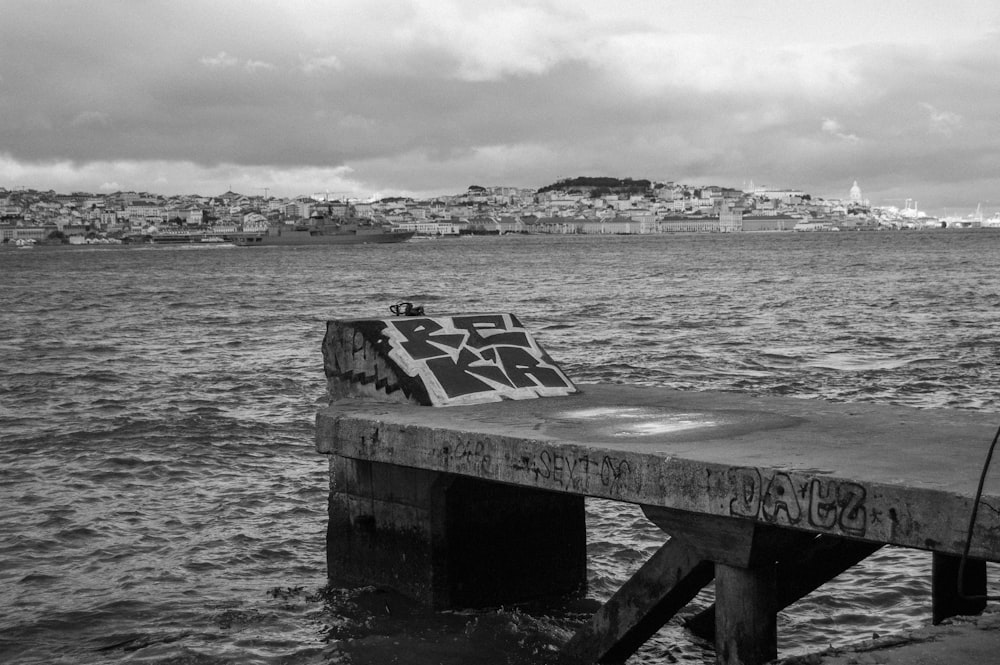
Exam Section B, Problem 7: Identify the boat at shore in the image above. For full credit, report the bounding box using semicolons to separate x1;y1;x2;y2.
230;219;413;246
147;233;233;245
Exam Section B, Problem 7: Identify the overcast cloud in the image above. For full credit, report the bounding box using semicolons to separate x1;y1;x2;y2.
2;0;999;213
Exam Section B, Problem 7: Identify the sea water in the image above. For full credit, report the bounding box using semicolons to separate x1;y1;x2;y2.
2;230;999;664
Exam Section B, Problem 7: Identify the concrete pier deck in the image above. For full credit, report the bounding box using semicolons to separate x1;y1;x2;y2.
317;384;1000;664
316;314;999;664
318;385;1000;559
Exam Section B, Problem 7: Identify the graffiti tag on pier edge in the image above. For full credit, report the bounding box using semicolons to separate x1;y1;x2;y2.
518;451;634;496
436;442;635;497
440;439;492;476
727;467;868;537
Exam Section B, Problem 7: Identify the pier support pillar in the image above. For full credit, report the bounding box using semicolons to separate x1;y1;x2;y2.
563;538;714;663
327;456;586;609
932;552;987;624
567;506;843;665
685;536;882;640
715;563;776;665
320;312;585;608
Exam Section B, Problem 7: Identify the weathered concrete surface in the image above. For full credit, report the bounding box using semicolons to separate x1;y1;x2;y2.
316;384;1000;561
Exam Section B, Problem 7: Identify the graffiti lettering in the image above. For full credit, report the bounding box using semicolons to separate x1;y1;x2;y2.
450;315;532;350
425;349;514;398
390;318;465;360
835;481;867;536
479;346;574;390
729;468;762;518
761;472;801;525
808;478;838;529
600;457;633;495
727;467;868;536
383;314;576;406
515;451;634;496
526;451;593;490
440;440;492;476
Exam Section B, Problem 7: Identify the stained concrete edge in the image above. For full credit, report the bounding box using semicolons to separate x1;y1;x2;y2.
774;609;1000;665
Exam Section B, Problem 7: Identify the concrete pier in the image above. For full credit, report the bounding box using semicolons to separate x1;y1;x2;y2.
315;314;1000;664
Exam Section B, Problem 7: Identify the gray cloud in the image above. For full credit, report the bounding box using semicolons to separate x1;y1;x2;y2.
2;1;1000;212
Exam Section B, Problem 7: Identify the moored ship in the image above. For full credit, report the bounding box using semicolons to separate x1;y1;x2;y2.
230;219;413;246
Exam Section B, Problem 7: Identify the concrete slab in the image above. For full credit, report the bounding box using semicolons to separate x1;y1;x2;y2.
317;384;1000;560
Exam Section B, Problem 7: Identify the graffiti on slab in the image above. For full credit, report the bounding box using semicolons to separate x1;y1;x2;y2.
440;439;492;476
515;451;635;496
727;467;867;537
383;313;577;406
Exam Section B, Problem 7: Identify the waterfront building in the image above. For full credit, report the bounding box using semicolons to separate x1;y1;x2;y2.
564;217;646;234
212;220;239;234
0;224;47;241
627;212;658;232
124;201;165;224
742;214;800;232
529;216;581;234
719;209;742;232
756;188;806;202
658;216;719;233
0;204;23;218
391;220;461;236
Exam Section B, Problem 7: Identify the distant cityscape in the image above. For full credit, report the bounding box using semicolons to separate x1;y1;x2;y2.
2;177;997;247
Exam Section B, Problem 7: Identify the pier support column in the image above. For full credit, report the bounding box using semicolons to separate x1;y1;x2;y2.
685;536;882;640
320;313;585;608
327;456;586;609
567;506;818;665
715;563;776;665
563;538;714;663
932;552;987;624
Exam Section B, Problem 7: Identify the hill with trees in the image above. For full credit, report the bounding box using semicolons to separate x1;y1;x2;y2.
537;176;653;198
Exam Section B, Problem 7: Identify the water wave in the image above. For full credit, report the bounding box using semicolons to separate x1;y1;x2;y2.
3;231;1000;664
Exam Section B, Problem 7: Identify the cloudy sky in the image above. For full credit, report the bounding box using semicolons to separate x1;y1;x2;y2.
2;0;999;214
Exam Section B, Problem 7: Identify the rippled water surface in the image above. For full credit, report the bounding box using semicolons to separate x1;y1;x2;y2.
2;231;999;664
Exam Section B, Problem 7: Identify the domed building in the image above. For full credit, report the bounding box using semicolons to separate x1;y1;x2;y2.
849;181;868;206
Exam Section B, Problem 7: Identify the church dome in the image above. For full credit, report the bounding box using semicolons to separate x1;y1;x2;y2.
850;181;862;202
